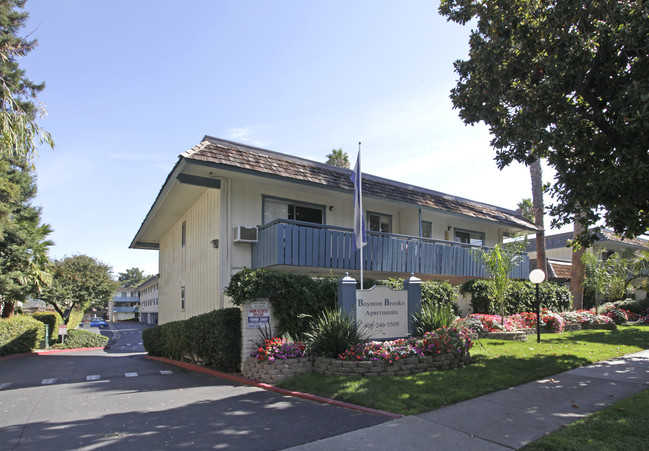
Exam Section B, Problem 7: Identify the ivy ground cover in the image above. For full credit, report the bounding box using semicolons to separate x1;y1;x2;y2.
278;325;648;415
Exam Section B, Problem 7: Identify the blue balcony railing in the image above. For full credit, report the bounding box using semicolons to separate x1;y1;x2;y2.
112;307;138;313
251;219;529;279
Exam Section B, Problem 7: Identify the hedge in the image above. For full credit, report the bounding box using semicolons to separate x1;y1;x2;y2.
52;329;109;349
143;308;241;371
0;315;46;356
460;279;571;315
32;312;61;342
379;278;459;314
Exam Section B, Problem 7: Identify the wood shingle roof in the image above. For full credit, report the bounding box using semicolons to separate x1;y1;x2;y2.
183;136;538;231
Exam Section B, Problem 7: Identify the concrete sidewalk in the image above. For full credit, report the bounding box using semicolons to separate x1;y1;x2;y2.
286;350;649;450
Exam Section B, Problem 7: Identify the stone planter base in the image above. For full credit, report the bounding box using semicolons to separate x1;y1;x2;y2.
242;352;472;384
242;357;313;384
481;331;528;341
314;353;471;378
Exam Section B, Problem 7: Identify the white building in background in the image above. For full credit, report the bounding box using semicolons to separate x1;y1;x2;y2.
108;286;139;322
137;274;160;325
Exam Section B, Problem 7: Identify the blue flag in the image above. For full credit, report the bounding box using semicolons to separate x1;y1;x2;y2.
351;150;367;251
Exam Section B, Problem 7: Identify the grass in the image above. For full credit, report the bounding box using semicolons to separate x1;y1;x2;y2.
277;325;647;415
523;388;649;450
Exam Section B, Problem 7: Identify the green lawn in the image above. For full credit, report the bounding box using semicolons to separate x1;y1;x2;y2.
523;388;649;451
278;325;648;415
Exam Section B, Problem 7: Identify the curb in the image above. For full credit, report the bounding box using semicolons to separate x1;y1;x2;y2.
0;347;107;362
145;355;403;419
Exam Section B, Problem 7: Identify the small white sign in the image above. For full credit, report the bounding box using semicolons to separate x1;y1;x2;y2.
356;286;408;339
247;301;271;329
58;325;67;336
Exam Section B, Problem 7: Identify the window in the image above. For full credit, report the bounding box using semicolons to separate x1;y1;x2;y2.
263;197;325;225
368;212;392;233
454;229;485;246
180;286;185;311
421;221;432;239
181;221;186;247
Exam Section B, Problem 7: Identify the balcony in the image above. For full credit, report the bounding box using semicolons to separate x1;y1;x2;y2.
251;220;529;279
112;307;139;313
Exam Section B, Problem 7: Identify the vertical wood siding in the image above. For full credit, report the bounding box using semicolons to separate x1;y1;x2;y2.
159;189;221;324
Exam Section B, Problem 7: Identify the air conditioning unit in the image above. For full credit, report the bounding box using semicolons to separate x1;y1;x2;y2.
233;225;258;243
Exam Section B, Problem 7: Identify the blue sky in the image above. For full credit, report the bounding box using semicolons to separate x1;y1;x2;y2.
22;0;558;277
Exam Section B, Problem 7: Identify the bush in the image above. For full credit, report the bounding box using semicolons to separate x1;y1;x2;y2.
52;329;109;349
614;298;649;315
303;308;368;358
186;308;241;371
142;325;164;356
0;315;45;356
412;303;457;336
142;308;242;372
380;278;460;314
224;268;337;338
460;279;571;315
32;312;61;342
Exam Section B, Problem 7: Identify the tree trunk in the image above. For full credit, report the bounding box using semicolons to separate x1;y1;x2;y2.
1;301;15;318
571;219;586;310
530;159;547;280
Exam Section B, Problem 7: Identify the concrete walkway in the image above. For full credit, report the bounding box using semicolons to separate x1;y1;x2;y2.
285;350;649;450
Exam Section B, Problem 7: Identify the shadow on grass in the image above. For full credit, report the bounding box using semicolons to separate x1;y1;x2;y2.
558;325;648;348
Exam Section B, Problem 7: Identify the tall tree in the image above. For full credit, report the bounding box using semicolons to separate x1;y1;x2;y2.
570;218;587;309
0;157;52;317
325;148;350;169
439;0;649;246
118;267;147;288
40;255;119;324
0;0;53;161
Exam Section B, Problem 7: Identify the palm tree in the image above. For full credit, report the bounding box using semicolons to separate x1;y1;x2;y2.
530;159;547;280
325;148;350;169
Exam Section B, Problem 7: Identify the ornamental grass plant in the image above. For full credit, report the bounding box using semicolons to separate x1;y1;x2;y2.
303;308;369;358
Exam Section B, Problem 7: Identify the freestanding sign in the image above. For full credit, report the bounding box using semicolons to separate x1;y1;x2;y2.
338;273;421;340
356;286;408;339
58;324;67;336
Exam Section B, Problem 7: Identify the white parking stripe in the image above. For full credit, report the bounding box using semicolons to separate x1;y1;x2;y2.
124;372;138;377
0;382;11;389
87;375;101;381
160;370;173;375
41;378;57;385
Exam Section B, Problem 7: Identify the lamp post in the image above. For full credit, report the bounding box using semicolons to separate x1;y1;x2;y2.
529;269;545;343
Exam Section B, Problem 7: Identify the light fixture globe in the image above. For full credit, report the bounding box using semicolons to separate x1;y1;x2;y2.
529;269;545;284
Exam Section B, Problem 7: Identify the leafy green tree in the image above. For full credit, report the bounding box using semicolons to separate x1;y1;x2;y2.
0;157;53;317
439;0;649;246
582;250;633;312
40;255;119;324
117;267;148;288
325;148;350;169
0;0;53;161
478;242;525;325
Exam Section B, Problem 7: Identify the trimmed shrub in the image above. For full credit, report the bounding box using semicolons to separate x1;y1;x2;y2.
0;315;45;356
461;279;571;315
52;329;109;349
614;298;649;315
142;308;242;372
142;325;164;356
32;312;61;342
186;308;241;371
379;278;459;314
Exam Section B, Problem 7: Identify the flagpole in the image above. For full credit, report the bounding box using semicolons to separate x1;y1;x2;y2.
359;142;363;290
